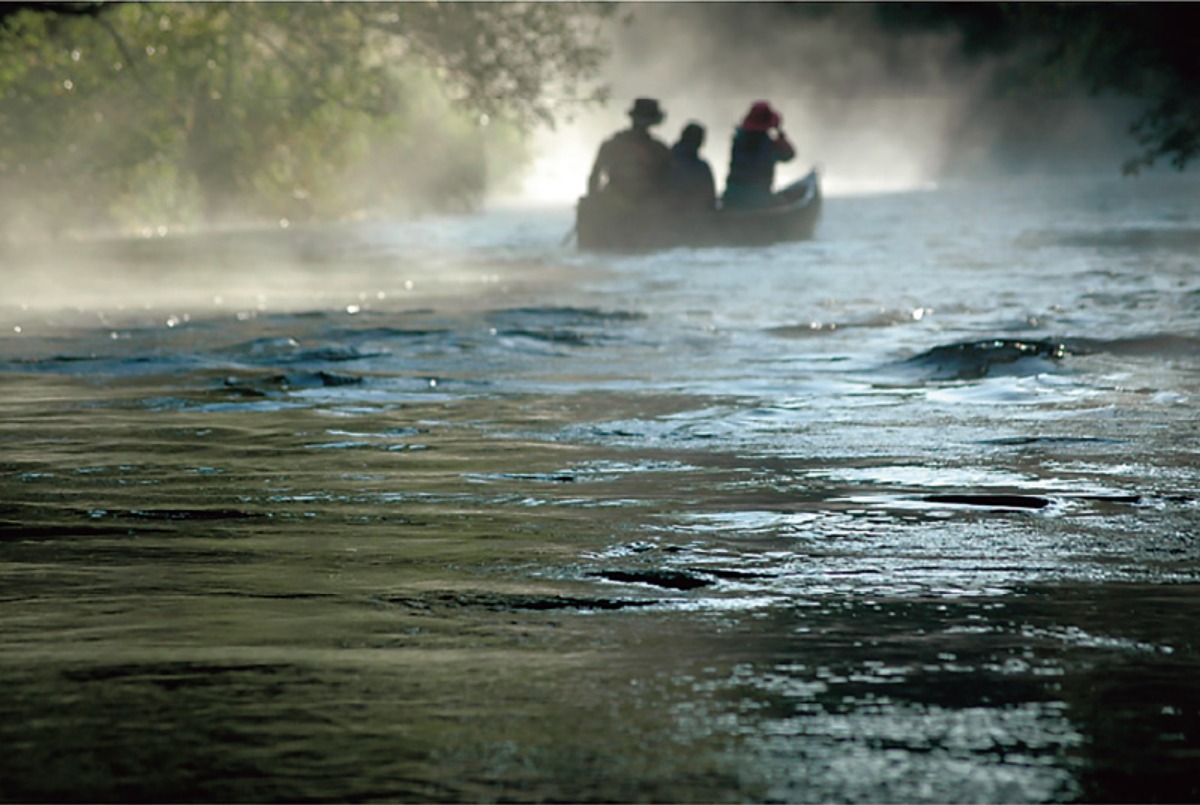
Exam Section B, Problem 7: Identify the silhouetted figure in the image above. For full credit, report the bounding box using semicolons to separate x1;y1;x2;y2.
588;98;672;205
722;101;796;209
669;122;717;211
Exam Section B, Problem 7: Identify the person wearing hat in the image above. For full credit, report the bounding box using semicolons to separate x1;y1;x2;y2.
721;101;796;209
587;97;672;204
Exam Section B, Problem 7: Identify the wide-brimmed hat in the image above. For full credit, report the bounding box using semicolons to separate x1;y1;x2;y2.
741;101;780;132
628;98;665;124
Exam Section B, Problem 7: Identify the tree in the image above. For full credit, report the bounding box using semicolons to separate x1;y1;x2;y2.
870;2;1200;175
1013;4;1200;174
0;2;611;238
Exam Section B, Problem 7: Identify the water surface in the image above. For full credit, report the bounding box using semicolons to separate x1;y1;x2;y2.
2;175;1198;802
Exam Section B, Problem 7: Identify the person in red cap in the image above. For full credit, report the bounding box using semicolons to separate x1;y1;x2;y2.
587;98;673;205
721;101;796;209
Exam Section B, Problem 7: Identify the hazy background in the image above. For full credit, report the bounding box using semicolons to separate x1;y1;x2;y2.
513;3;1140;203
0;2;1161;241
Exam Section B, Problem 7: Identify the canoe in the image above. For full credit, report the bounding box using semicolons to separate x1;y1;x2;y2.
576;169;822;252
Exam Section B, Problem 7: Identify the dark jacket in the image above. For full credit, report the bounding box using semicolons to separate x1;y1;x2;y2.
668;140;716;211
588;128;671;202
722;128;795;209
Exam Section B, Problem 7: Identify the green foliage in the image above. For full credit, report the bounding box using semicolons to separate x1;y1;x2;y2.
0;2;610;238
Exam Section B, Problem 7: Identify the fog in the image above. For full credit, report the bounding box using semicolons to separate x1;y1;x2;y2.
506;4;1138;205
0;2;1148;317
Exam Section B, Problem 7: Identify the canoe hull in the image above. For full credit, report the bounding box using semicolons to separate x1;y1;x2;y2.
576;170;822;252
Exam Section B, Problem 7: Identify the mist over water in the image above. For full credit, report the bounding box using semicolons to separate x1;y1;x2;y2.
2;6;1199;803
513;3;1139;204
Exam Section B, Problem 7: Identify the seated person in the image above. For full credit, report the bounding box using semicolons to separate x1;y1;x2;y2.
722;100;796;209
668;122;716;212
588;98;672;205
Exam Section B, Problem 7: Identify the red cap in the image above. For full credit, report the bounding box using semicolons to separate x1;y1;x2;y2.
742;101;781;132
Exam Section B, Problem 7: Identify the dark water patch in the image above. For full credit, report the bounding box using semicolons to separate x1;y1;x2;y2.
466;471;578;484
222;370;362;395
0;520;158;539
37;354;134;365
487;306;647;324
854;487;1171;520
119;507;269;523
4;353;212;378
378;591;659;613
590;569;714;591
0;504;270;536
895;339;1069;381
59;661;296;687
899;492;1149;512
0;657;433;804
1041;226;1200;252
981;435;1128;447
223;591;342;601
0;501;214;539
1065;333;1200;359
1074;662;1200;803
323;326;452;341
874;492;1151;511
922;494;1053;510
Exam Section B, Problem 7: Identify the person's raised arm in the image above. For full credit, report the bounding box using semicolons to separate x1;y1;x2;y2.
773;129;796;162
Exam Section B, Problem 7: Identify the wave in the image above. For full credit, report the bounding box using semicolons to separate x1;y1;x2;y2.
872;331;1197;387
894;339;1069;381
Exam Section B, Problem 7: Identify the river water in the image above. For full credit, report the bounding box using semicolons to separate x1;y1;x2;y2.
1;174;1198;803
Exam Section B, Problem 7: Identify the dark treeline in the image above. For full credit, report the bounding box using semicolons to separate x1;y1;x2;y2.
864;3;1200;174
